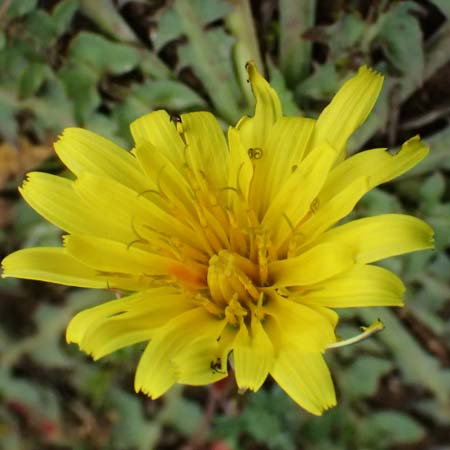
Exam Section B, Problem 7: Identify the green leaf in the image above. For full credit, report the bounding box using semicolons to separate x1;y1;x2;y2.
362;411;425;445
279;0;315;85
113;80;206;141
133;79;206;110
59;64;100;123
152;9;183;52
52;0;79;36
153;0;232;50
138;49;172;80
319;13;367;60
243;394;296;450
0;369;61;425
302;407;356;447
296;63;340;101
429;251;450;280
76;365;114;406
358;308;450;408
214;386;301;450
340;356;393;399
5;0;38;19
377;2;424;89
159;386;203;436
189;0;232;26
226;0;263;106
23;76;75;136
24;9;58;45
267;59;301;116
427;213;450;250
0;43;30;81
79;0;138;43
176;24;243;122
429;0;450;18
0;93;18;141
407;126;450;176
87;112;128;147
68;32;140;76
155;0;244;122
415;399;450;426
19;63;48;98
107;388;160;450
2;289;111;369
76;3;172;78
419;172;445;204
358;188;402;215
403;251;435;280
425;20;450;79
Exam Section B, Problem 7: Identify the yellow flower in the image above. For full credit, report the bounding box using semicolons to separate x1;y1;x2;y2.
1;63;433;415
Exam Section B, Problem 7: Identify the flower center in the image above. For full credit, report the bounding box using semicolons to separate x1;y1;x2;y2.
205;249;267;326
157;146;277;325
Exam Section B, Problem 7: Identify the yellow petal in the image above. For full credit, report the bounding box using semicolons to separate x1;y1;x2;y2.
1;246;147;291
271;348;336;415
296;177;369;246
312;66;383;156
264;294;337;351
180;112;229;189
19;172;80;234
1;247;105;288
236;61;282;148
54;128;149;192
133;142;196;220
172;330;232;386
269;243;354;287
261;117;315;205
263;141;338;245
265;316;336;415
66;288;193;359
249;117;315;218
315;214;434;264
134;308;226;398
19;172;131;241
233;318;274;391
63;234;179;276
130;109;185;168
319;135;429;204
227;126;254;202
74;172;202;250
301;265;405;308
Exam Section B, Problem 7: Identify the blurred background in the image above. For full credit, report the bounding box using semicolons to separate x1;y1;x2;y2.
1;0;450;449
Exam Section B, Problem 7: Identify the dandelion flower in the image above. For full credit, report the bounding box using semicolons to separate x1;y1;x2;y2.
1;63;433;415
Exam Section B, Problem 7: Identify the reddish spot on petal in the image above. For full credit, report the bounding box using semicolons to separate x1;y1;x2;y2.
168;263;206;288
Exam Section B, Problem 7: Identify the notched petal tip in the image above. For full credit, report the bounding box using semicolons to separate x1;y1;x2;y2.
416;217;435;250
358;64;384;81
18;171;44;191
1;251;23;279
1;259;10;278
54;127;90;146
401;134;430;158
312;65;384;156
133;378;155;398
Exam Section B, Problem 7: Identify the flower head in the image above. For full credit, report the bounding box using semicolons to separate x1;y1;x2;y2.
1;63;433;415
